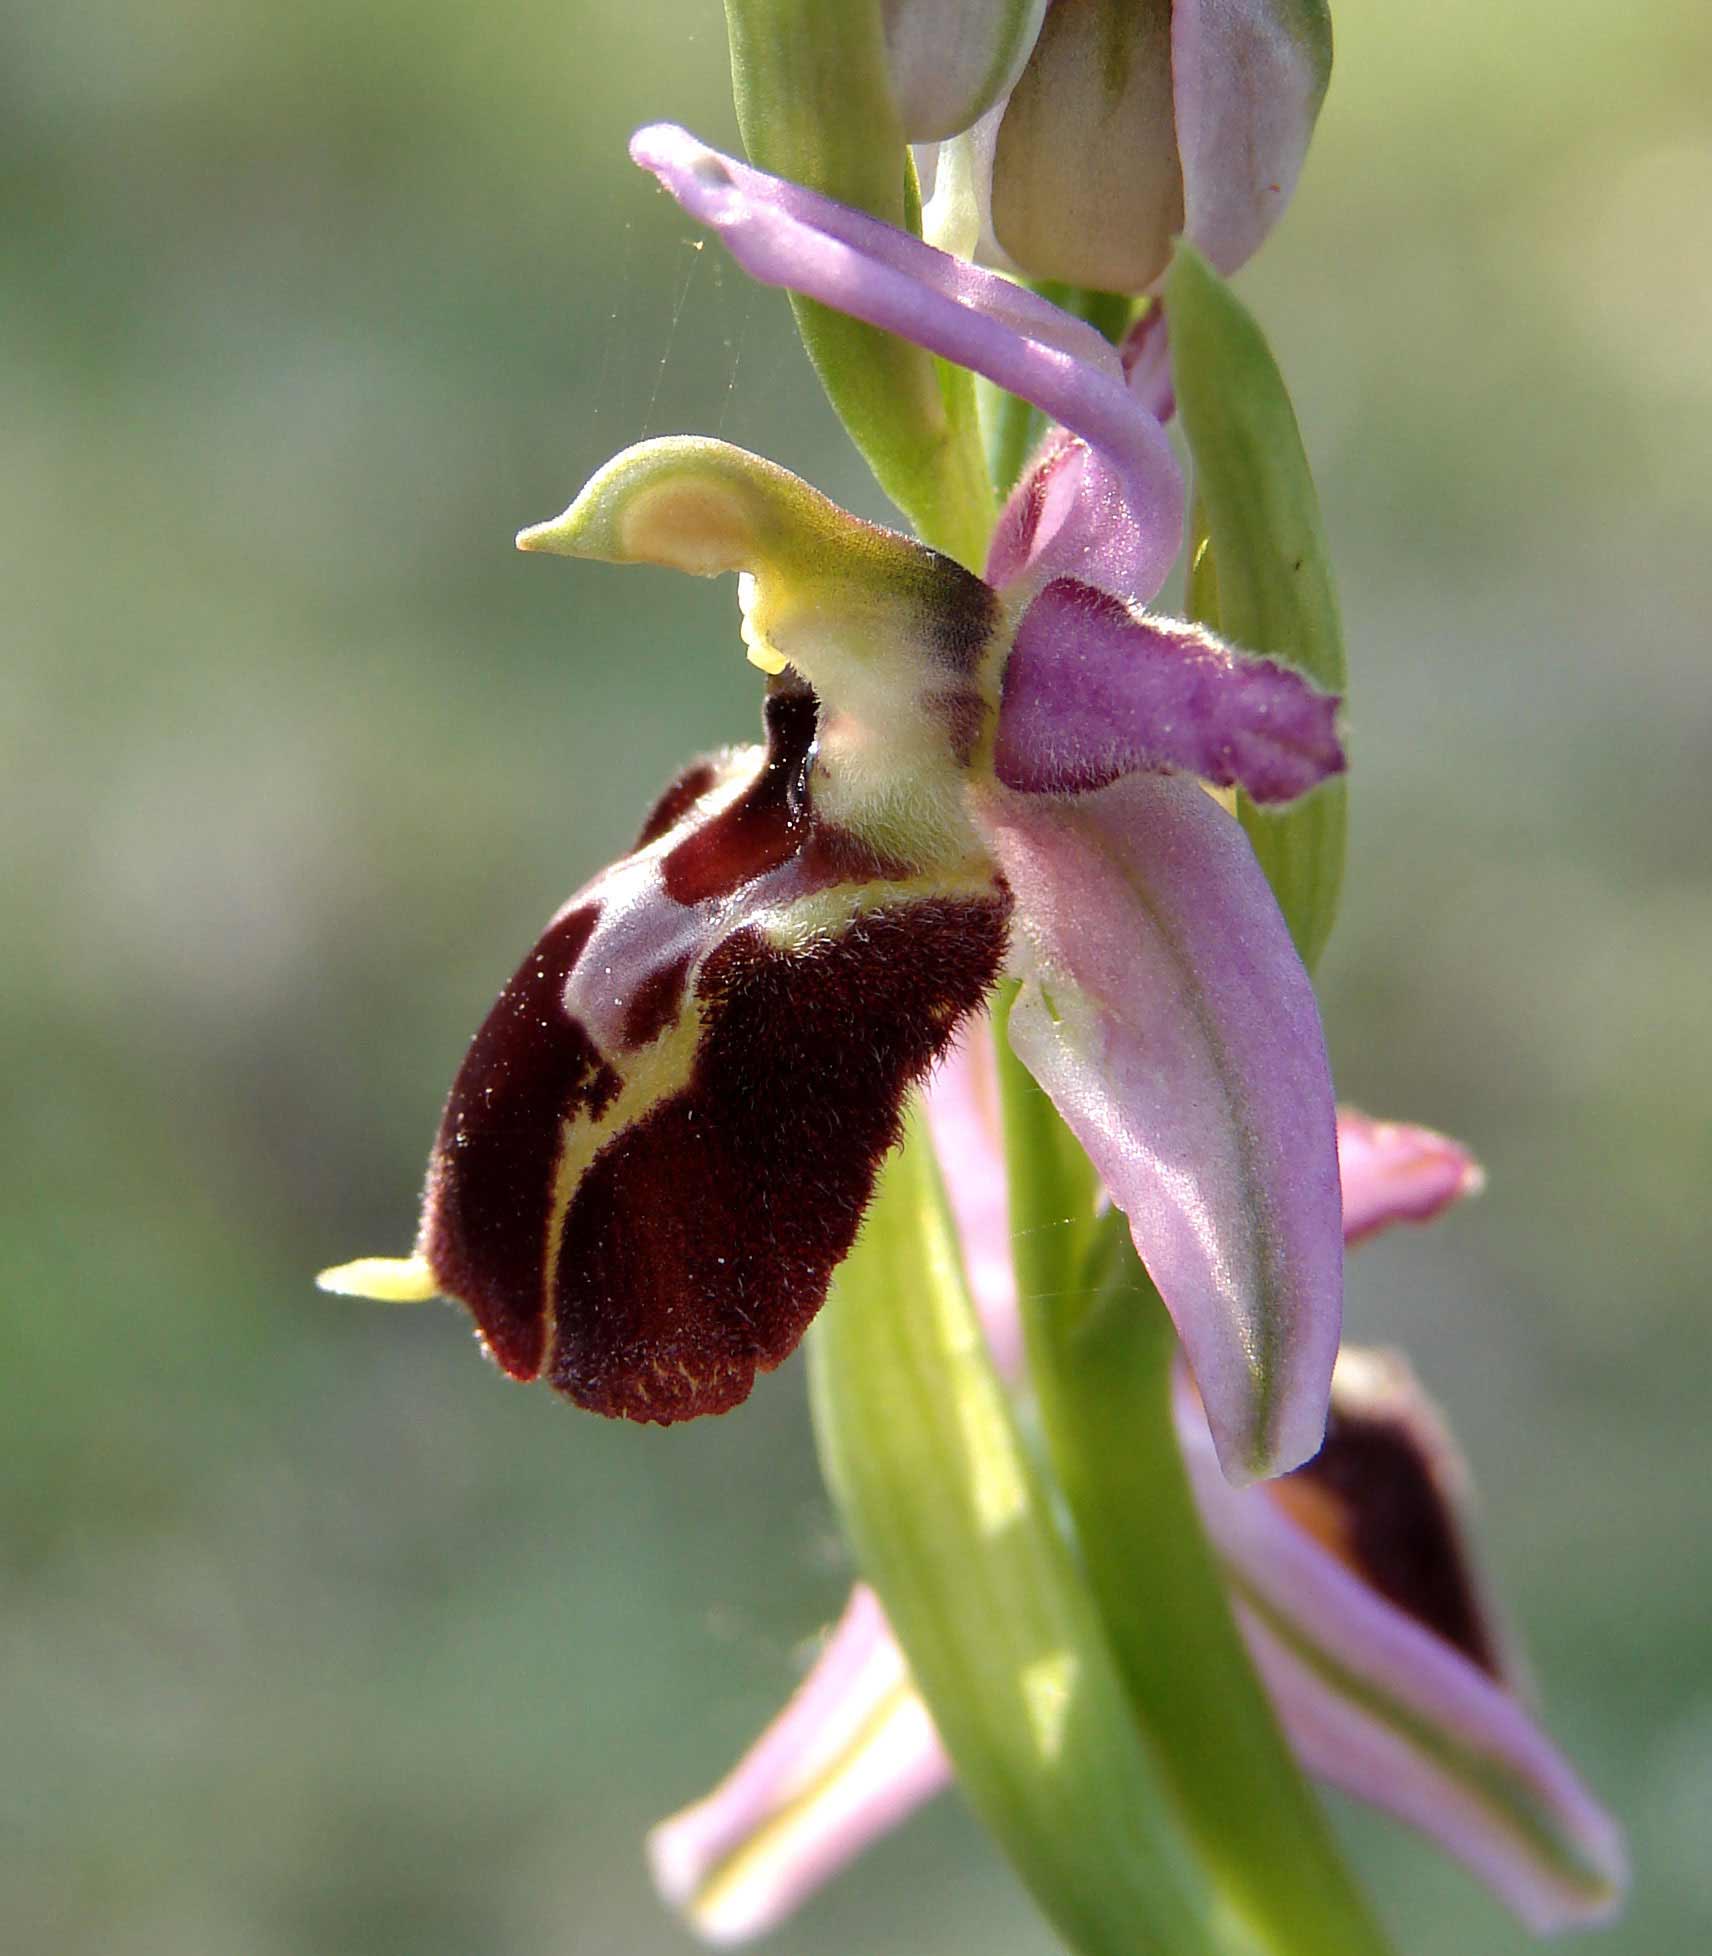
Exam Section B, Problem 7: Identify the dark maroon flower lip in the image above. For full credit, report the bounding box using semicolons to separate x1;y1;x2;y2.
398;678;1014;1425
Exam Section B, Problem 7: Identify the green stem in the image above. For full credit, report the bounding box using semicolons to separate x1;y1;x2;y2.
995;1015;1395;1956
724;0;995;569
808;1116;1256;1956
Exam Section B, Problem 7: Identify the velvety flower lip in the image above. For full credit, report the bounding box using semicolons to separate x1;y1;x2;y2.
650;1084;1627;1941
628;121;1184;606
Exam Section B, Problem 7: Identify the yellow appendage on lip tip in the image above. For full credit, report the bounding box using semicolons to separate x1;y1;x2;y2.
738;571;789;675
315;1254;439;1303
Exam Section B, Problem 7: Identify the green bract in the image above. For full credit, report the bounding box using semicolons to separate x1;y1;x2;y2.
1168;242;1348;971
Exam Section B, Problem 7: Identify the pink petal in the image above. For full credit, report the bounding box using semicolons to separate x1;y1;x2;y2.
984;433;1177;608
1176;1363;1629;1931
922;1021;1024;1378
629;123;1184;605
1121;303;1175;424
1337;1109;1486;1246
648;1587;950;1943
1171;0;1331;278
977;771;1342;1482
981;314;1176;608
993;576;1346;805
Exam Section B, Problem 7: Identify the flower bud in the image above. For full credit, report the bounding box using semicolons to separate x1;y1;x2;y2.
922;0;1332;290
880;0;1049;141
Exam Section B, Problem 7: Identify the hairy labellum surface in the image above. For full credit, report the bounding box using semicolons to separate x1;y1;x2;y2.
420;684;1010;1422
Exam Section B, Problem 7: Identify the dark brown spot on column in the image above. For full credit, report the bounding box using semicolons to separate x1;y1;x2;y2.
911;552;1000;673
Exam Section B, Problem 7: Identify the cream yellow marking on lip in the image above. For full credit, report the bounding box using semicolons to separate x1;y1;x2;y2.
315;1254;439;1302
540;992;711;1328
754;863;1000;956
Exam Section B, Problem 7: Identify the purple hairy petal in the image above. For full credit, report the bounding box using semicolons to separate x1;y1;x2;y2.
630;123;1184;604
993;578;1346;806
1178;1356;1629;1931
648;1586;949;1944
977;771;1342;1482
1172;0;1332;279
1338;1110;1486;1246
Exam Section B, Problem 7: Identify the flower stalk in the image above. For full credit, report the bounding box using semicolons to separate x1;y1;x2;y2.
808;1112;1255;1956
997;1048;1394;1956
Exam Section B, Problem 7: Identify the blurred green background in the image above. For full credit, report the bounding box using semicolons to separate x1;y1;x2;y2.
5;1;1709;1950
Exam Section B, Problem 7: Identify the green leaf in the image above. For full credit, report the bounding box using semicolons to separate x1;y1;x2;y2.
1166;243;1346;972
723;0;994;567
809;1112;1254;1956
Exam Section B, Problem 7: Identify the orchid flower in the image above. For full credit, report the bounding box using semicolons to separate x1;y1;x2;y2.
906;0;1333;291
649;1057;1628;1942
320;124;1348;1484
